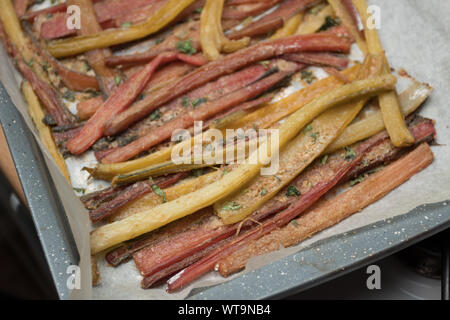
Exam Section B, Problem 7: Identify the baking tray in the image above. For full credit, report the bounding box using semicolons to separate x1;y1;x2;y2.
0;81;449;300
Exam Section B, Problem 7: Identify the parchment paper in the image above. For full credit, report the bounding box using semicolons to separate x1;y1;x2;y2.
0;0;449;300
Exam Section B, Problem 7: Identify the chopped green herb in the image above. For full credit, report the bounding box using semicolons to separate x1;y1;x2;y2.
47;13;53;19
191;97;207;107
137;93;146;101
310;132;319;143
42;114;56;126
367;167;383;175
349;176;365;186
319;16;341;31
222;201;242;211
149;109;161;121
118;135;138;147
259;60;270;68
176;39;197;55
222;169;229;175
42;113;57;127
181;96;191;107
115;76;122;86
260;188;268;196
27;59;34;67
84;61;91;72
286;185;300;197
310;5;324;15
42;61;49;72
194;7;203;14
344;146;356;161
89;90;100;98
150;179;167;203
291;220;299;228
301;71;316;84
155;37;165;45
121;22;132;28
62;90;75;102
321;154;329;165
191;168;203;177
274;175;281;183
303;124;313;134
73;187;85;195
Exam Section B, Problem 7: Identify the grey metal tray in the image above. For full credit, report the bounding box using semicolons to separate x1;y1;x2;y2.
0;82;449;300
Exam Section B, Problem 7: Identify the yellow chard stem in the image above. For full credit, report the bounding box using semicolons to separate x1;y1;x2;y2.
353;0;415;147
47;0;197;58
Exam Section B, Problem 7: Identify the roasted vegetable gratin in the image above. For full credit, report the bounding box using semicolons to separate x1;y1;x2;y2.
0;0;436;292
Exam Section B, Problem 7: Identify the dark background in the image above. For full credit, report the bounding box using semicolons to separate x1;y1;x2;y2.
0;171;57;299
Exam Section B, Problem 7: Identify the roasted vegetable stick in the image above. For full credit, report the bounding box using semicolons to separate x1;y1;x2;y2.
21;3;67;22
69;0;120;96
283;52;349;69
270;12;304;40
217;143;434;276
67;52;197;155
90;74;396;254
222;0;281;20
326;81;433;153
22;82;70;183
34;0;159;39
111;0;168;29
353;0;414;147
88;139;190;181
111;138;259;186
22;22;100;92
76;96;104;120
90;172;188;223
227;65;361;130
296;4;333;35
47;0;197;58
111;171;223;222
200;0;250;61
327;0;367;54
228;0;318;40
13;0;31;16
0;0;75;126
0;0;51;81
16;56;75;126
0;0;32;61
